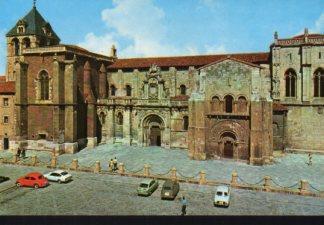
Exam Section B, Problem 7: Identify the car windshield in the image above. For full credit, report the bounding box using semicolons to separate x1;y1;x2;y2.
216;191;223;196
38;175;44;179
61;172;68;175
140;183;148;188
224;192;228;196
163;186;171;190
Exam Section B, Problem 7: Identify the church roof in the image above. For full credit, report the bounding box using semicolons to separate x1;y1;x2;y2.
0;76;6;82
292;33;324;39
108;52;269;70
6;6;60;42
0;81;15;94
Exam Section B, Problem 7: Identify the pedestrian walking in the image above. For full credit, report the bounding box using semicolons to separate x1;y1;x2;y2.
16;147;21;159
308;153;312;166
21;147;26;158
109;159;114;172
180;196;187;216
113;157;118;172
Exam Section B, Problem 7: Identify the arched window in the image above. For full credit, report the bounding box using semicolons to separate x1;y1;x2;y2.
314;68;324;97
183;116;189;130
110;85;116;96
285;69;297;97
12;38;19;56
225;95;233;113
237;96;247;113
126;85;132;97
22;38;31;49
211;96;221;112
117;112;123;125
180;85;187;95
39;71;49;100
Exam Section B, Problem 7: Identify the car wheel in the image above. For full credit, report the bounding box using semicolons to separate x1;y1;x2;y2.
16;182;21;187
58;180;62;184
34;184;39;189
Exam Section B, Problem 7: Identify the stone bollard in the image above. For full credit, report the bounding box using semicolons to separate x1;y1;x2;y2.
50;156;57;168
118;163;125;174
263;176;271;190
71;159;78;171
94;161;101;173
300;180;309;194
231;171;238;186
12;155;18;163
170;167;177;181
199;170;207;185
143;164;151;176
31;155;37;166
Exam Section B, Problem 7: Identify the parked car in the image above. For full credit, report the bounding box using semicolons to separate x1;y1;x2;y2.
44;170;72;183
16;172;49;189
137;179;159;196
161;179;180;200
0;176;10;183
214;185;231;207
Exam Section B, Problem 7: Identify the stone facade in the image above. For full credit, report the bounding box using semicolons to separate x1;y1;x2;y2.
271;29;324;152
2;5;324;164
0;78;15;150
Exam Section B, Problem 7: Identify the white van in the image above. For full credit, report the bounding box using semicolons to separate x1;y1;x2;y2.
214;185;231;207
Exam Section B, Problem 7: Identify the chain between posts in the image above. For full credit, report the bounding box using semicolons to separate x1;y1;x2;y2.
124;166;144;174
237;175;264;186
270;178;299;189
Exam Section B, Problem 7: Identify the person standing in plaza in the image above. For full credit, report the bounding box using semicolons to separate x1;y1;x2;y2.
308;153;312;166
109;159;114;172
16;147;21;159
180;196;188;216
21;147;26;158
113;157;118;172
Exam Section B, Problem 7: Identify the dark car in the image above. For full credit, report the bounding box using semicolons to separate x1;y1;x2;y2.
161;179;180;200
0;176;10;183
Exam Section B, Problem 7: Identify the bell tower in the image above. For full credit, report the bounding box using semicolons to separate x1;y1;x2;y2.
5;2;60;81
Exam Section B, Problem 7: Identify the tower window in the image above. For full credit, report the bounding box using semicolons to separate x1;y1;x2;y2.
225;95;233;113
126;85;132;97
183;116;189;130
39;71;49;100
3;116;9;124
319;52;322;59
3;98;9;106
12;38;20;56
285;69;297;97
180;85;187;95
314;68;324;97
111;85;116;96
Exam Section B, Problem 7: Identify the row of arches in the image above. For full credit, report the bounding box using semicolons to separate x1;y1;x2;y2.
211;95;248;114
11;37;31;56
284;68;324;97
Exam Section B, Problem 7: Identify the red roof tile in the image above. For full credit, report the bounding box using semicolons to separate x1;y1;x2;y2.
273;102;288;111
108;52;269;70
0;81;15;94
292;33;324;39
0;76;6;82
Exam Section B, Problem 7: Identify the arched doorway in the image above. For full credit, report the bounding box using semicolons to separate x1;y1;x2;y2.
143;114;164;147
3;138;9;150
221;132;236;159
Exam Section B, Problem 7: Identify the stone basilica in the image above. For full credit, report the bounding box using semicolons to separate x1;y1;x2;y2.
0;5;323;165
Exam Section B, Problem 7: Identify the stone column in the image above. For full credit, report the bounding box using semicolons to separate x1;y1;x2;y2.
31;155;37;166
94;161;101;173
263;176;271;189
199;170;206;185
50;156;57;168
231;171;238;185
143;164;151;176
170;167;177;181
118;163;125;174
123;108;131;145
71;159;78;170
106;107;115;144
300;180;309;194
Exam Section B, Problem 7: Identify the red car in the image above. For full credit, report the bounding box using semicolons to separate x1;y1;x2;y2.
16;172;49;189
